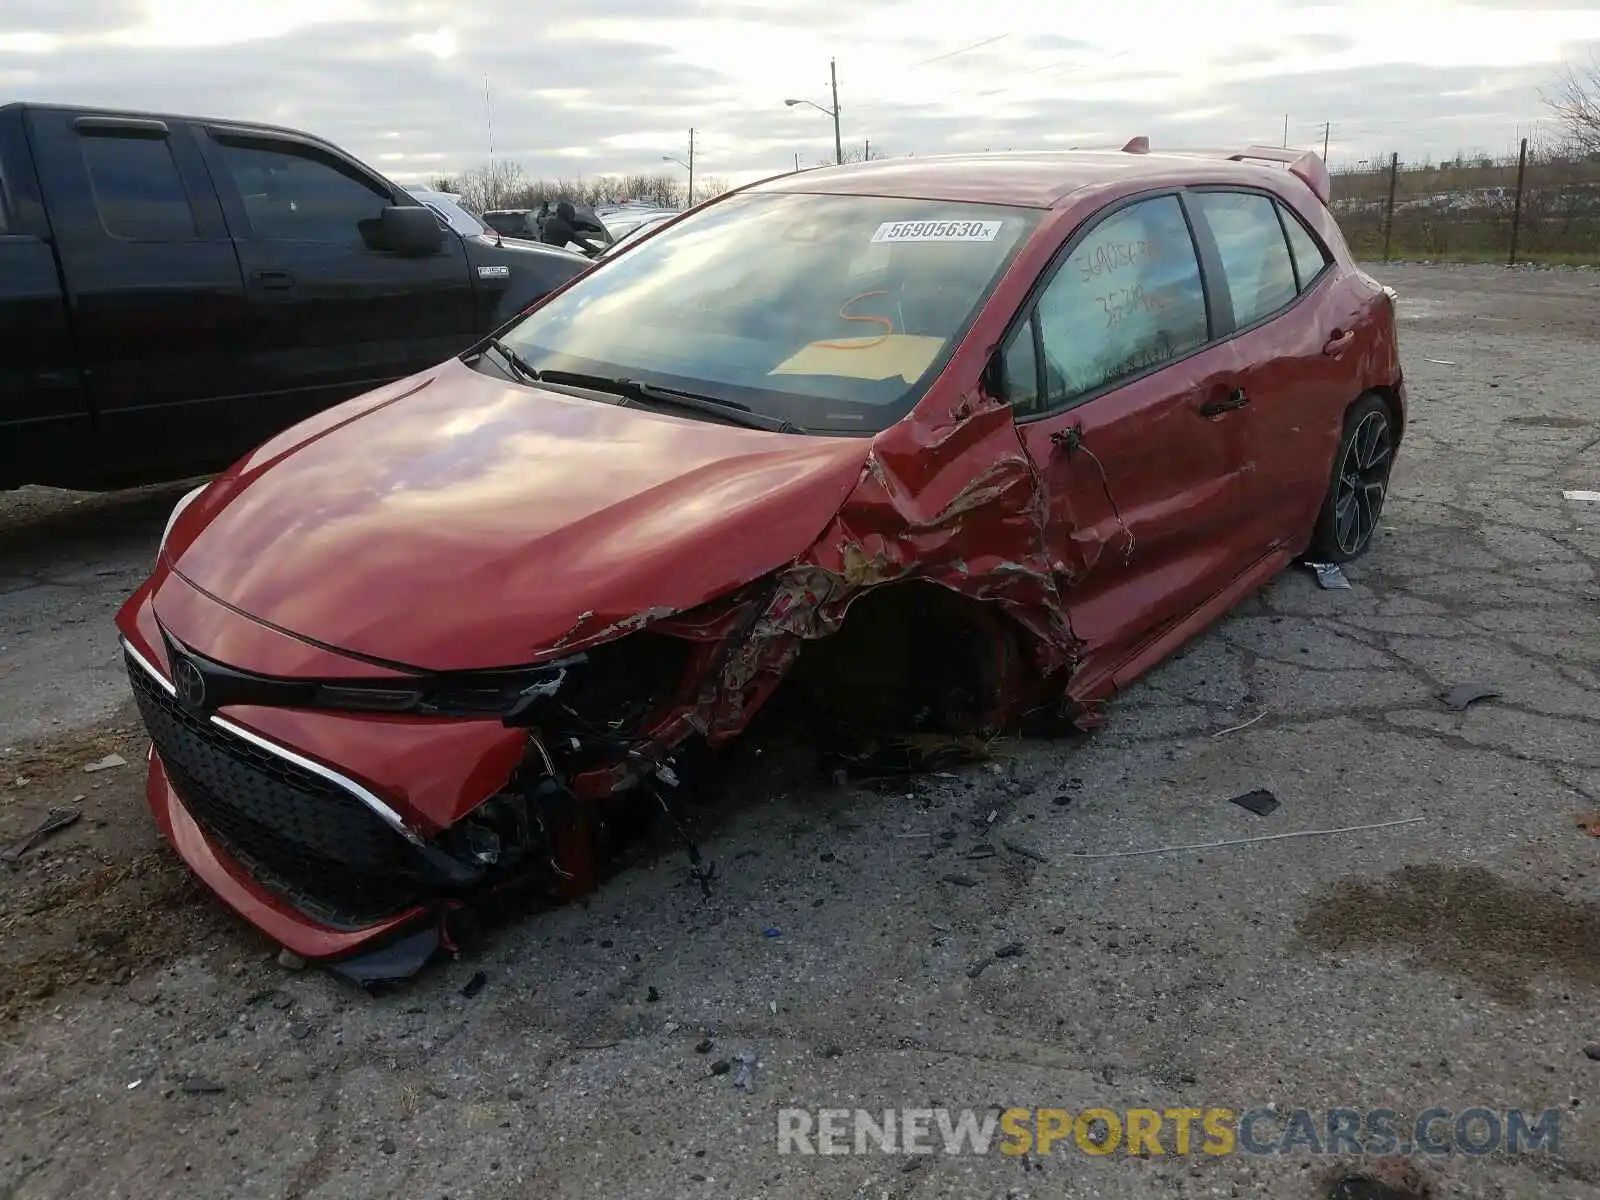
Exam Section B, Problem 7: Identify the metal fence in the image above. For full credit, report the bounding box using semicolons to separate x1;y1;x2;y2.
1330;141;1600;265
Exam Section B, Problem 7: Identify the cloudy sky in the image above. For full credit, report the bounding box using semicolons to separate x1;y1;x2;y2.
3;0;1597;190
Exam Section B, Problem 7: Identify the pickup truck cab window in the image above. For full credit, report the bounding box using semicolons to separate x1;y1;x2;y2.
213;139;390;244
80;130;198;241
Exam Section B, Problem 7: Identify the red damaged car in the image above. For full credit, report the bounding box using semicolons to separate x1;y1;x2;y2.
116;142;1404;979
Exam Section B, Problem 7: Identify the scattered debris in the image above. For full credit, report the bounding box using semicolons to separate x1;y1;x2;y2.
460;970;488;999
1210;710;1267;739
709;1059;731;1076
1423;357;1457;366
994;942;1025;959
1437;683;1500;711
965;844;996;860
82;753;127;773
1229;789;1281;818
0;806;82;864
1064;816;1426;860
1002;838;1048;864
941;874;979;887
1577;814;1600;838
967;959;990;979
732;1048;758;1090
761;927;782;938
646;986;661;1003
276;948;307;970
379;1138;397;1155
768;1000;777;1015
1304;561;1352;590
1582;1044;1600;1061
1051;794;1074;807
1560;490;1600;503
695;1038;714;1054
180;1076;225;1095
125;1079;142;1091
576;1041;620;1050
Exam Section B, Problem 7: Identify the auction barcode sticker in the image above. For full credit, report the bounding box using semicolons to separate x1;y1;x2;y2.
871;219;1003;243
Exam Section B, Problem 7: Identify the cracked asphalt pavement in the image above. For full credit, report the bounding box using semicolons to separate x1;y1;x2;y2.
0;264;1596;1199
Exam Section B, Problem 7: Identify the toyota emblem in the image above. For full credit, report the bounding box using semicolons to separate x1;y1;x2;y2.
172;655;207;711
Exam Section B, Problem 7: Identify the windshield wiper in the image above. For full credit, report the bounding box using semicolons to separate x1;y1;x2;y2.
481;338;541;385
530;368;800;434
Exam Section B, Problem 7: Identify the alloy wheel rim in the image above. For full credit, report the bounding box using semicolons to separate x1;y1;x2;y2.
1333;411;1392;555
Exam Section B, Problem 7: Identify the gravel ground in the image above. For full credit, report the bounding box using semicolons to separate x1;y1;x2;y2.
0;263;1597;1199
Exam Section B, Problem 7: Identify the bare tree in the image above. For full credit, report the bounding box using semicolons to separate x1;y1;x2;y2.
691;175;732;204
1544;54;1600;156
454;160;529;212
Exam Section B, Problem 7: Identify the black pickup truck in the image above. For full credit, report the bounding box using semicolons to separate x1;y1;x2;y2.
0;102;591;490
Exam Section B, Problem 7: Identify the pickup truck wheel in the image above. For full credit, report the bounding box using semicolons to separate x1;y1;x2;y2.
1306;394;1395;564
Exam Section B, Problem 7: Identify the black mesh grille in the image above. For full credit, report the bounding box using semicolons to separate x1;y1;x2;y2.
126;651;428;926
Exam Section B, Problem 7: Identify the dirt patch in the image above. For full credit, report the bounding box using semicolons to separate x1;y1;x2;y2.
0;710;237;1029
1296;864;1600;1005
1321;1158;1433;1199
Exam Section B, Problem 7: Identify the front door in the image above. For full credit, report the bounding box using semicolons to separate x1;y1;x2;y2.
200;129;476;445
1002;193;1258;683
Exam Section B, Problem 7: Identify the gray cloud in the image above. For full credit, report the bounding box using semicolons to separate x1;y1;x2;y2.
0;3;1579;186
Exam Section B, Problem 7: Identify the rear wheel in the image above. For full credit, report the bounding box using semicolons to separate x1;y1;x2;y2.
1306;394;1395;563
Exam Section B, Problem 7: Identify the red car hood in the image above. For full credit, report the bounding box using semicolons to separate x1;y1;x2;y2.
163;360;871;671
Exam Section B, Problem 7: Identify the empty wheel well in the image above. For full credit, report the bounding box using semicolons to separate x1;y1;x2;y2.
782;581;1026;735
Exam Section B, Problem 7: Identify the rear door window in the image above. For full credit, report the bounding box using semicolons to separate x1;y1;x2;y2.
1019;194;1210;411
213;139;390;244
1191;191;1297;328
80;131;199;241
1279;204;1332;291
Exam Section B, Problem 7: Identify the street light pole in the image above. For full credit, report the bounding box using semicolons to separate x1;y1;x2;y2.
830;57;842;166
688;127;695;207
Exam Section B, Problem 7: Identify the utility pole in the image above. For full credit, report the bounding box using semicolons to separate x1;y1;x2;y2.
1323;121;1330;160
687;127;695;207
830;57;843;166
864;138;870;162
1509;136;1529;266
1282;113;1289;149
794;151;800;173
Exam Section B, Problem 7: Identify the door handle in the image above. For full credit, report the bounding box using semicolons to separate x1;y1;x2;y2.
1322;328;1355;356
1198;387;1249;418
254;269;295;290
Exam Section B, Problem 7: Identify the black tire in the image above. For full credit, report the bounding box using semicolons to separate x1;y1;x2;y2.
1306;394;1396;564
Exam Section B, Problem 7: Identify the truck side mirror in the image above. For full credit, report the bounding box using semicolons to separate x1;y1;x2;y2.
380;205;446;256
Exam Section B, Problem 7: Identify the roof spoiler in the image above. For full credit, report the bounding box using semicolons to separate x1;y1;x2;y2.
1117;137;1332;206
1225;145;1332;206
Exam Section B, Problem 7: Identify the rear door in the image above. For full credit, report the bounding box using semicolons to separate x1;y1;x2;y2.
199;128;476;439
0;107;93;488
1185;188;1358;549
1002;192;1258;678
25;108;251;483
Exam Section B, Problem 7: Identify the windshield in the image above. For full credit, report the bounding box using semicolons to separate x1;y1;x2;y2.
496;192;1039;434
420;197;485;237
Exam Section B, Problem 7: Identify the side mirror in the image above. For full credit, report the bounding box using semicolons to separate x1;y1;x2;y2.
380;205;446;256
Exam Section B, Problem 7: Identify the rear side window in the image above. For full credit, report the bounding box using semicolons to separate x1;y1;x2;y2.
1192;191;1296;328
80;132;198;241
1279;204;1332;291
1022;194;1209;409
214;139;390;243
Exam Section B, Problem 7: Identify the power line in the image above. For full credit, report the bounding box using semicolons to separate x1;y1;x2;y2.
909;33;1009;67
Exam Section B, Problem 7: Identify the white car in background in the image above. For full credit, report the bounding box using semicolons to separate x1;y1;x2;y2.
599;210;677;258
405;188;489;238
